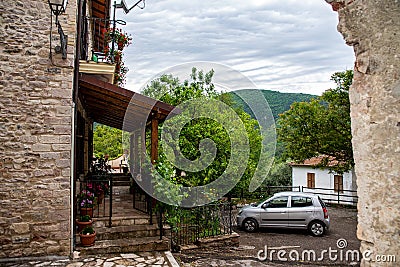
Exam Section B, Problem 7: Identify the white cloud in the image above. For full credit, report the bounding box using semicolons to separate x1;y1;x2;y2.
118;0;355;95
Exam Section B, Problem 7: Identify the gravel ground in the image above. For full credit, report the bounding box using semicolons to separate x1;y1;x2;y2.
174;206;360;266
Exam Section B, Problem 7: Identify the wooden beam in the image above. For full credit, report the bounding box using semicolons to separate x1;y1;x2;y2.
151;118;159;164
141;126;146;173
130;133;135;174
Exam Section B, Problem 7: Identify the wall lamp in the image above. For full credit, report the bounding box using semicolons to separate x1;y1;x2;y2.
48;0;68;60
48;0;68;18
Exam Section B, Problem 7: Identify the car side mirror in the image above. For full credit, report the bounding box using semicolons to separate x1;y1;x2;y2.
262;203;269;209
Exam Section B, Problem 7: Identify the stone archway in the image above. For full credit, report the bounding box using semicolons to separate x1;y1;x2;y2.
326;1;400;266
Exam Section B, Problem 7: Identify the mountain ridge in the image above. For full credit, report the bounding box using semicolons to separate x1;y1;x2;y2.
228;89;317;120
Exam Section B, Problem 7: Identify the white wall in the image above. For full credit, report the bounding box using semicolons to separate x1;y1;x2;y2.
292;166;357;205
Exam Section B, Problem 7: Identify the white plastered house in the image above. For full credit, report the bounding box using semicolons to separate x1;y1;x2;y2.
290;156;357;205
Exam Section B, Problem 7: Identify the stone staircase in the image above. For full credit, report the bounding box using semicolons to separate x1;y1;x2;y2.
76;213;169;255
76;175;170;256
111;173;131;187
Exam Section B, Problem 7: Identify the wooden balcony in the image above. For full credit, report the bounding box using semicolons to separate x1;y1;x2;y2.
79;60;116;84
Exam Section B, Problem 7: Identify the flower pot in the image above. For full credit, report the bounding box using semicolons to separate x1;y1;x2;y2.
79;231;96;247
76;219;93;233
80;207;93;217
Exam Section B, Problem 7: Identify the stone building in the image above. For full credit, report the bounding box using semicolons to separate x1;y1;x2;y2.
326;1;400;266
0;0;174;259
0;0;399;266
1;0;77;258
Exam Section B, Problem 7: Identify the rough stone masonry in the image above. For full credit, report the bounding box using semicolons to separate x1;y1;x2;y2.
326;0;400;266
0;0;76;258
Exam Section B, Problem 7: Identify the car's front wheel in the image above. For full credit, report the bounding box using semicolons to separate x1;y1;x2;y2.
243;218;258;232
308;220;325;236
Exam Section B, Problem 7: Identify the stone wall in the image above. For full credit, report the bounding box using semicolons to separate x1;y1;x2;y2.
326;0;400;266
0;0;77;258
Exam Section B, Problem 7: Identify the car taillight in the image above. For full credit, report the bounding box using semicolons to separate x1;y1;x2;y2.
323;207;329;219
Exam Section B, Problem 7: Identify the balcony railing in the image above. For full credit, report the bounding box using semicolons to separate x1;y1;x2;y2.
80;16;111;62
79;15;130;85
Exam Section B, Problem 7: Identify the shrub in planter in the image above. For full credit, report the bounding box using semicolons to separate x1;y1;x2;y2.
79;226;96;247
76;215;93;232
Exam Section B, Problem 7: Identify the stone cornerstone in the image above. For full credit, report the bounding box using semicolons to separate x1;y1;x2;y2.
0;0;76;258
326;0;400;266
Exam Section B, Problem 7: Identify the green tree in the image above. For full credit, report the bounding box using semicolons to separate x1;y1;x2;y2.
262;162;292;187
142;67;263;201
93;124;127;159
277;70;354;173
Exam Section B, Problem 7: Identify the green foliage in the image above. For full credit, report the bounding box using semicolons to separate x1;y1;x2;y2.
277;70;354;173
163;203;230;247
81;226;95;235
228;89;316;121
142;67;263;205
93;124;129;159
78;215;92;222
262;162;292;187
142;67;217;106
227;89;316;161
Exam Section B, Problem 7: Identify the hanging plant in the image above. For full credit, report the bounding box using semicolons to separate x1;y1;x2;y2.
102;27;132;86
114;60;129;86
103;28;133;50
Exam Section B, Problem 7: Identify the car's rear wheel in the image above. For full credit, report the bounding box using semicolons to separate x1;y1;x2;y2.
308;220;325;236
243;218;258;232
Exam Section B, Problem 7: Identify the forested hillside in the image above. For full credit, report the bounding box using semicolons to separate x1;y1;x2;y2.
228;89;316;121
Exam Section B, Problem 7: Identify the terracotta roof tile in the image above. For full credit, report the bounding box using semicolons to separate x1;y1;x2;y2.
290;155;339;167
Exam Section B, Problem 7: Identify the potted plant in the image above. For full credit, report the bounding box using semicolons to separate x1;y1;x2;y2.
77;189;95;217
102;27;132;86
104;28;132;51
76;214;93;233
79;226;96;247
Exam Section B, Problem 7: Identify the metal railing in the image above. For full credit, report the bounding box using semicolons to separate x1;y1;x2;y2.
80;16;110;62
79;174;113;227
301;186;358;206
229;186;301;200
229;185;357;206
80;16;128;63
163;202;233;249
132;180;154;225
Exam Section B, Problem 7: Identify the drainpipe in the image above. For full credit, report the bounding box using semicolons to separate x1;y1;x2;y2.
70;102;76;256
71;0;83;256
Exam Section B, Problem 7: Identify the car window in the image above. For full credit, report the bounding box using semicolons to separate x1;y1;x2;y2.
291;196;313;207
267;196;288;208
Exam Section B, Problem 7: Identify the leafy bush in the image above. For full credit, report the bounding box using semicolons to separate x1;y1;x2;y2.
79;215;91;222
81;226;95;235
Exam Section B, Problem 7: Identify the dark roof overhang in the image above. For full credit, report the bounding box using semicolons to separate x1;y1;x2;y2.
78;74;176;132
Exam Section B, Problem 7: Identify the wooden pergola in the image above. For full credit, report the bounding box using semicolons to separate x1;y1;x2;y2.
78;74;176;174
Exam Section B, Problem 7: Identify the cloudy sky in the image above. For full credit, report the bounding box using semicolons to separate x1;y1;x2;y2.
118;0;355;95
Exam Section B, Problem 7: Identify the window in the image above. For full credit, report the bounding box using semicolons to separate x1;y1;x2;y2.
307;173;315;188
267;196;288;208
334;175;343;192
291;196;313;207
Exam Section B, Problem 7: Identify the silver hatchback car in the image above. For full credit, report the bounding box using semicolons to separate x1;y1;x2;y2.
237;192;330;236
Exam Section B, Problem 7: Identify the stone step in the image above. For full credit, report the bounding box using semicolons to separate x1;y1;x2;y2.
93;215;151;228
113;180;131;186
112;174;131;181
76;237;170;255
95;224;160;240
